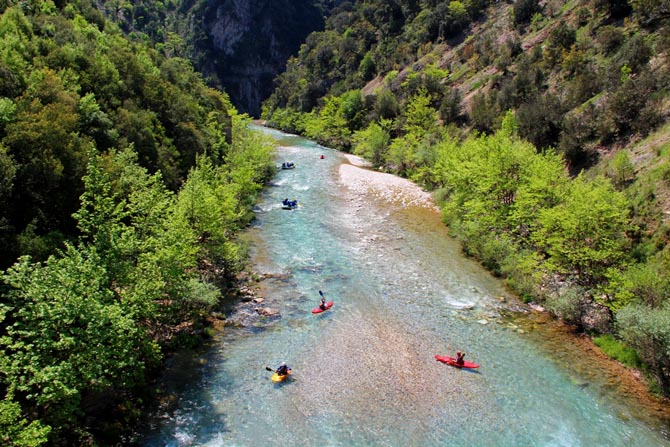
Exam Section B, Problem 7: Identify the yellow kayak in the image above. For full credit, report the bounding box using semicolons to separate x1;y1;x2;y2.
271;369;292;382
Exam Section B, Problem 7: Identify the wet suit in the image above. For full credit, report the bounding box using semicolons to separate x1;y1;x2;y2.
276;364;291;376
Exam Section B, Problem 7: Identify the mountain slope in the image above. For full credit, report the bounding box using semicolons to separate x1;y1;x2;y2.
264;0;667;168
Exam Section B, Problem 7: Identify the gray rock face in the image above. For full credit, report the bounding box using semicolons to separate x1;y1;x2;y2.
193;0;335;116
101;0;340;116
580;300;613;334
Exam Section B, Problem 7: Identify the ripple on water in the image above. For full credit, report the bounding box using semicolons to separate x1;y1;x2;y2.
445;299;476;310
286;310;499;445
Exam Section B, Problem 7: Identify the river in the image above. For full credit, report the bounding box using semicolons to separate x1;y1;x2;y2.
137;127;670;446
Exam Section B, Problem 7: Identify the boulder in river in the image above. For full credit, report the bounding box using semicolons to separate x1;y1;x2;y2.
255;307;280;317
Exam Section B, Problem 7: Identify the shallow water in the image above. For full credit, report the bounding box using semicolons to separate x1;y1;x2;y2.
138;127;670;447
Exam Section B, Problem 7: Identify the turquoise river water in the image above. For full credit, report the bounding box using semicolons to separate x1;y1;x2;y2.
138;127;670;446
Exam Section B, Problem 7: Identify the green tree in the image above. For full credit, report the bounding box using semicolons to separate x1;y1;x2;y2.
352;118;392;167
77;93;116;151
607;259;670;310
436;116;569;272
0;142;16;209
3;68;87;258
533;175;631;284
543;21;576;66
222;113;277;214
385;88;438;174
0;97;16;129
509;149;569;245
0;247;159;441
373;87;399;120
77;147;202;318
469;92;498;133
513;0;542;26
631;0;670;26
387;132;423;174
606;150;635;189
617;304;670;395
401;87;437;136
596;25;625;54
516;93;564;150
0;7;35;86
0;396;50;447
172;117;274;283
358;51;376;81
304;95;352;149
73;147;128;275
174;156;242;271
439;88;463;124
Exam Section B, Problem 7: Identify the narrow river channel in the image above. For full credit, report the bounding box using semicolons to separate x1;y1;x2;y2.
138;127;670;446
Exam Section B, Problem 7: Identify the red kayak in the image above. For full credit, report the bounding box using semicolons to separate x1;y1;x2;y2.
312;301;334;314
435;354;480;369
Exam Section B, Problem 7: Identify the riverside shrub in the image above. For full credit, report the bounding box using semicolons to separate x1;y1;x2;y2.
593;334;641;368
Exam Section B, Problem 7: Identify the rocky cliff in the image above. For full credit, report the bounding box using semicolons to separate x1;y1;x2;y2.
191;0;338;116
101;0;340;116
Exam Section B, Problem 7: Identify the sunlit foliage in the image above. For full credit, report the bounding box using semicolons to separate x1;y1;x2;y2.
0;2;276;445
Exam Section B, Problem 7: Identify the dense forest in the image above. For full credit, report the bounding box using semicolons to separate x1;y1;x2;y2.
0;1;275;445
261;0;670;398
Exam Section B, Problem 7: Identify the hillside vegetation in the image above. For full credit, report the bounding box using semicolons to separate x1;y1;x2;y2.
262;0;670;396
0;1;275;445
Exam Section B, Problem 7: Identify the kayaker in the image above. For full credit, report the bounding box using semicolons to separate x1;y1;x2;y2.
276;362;291;376
456;351;465;366
319;295;327;310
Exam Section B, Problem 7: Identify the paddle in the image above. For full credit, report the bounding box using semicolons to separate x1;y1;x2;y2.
266;365;293;378
319;290;324;297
